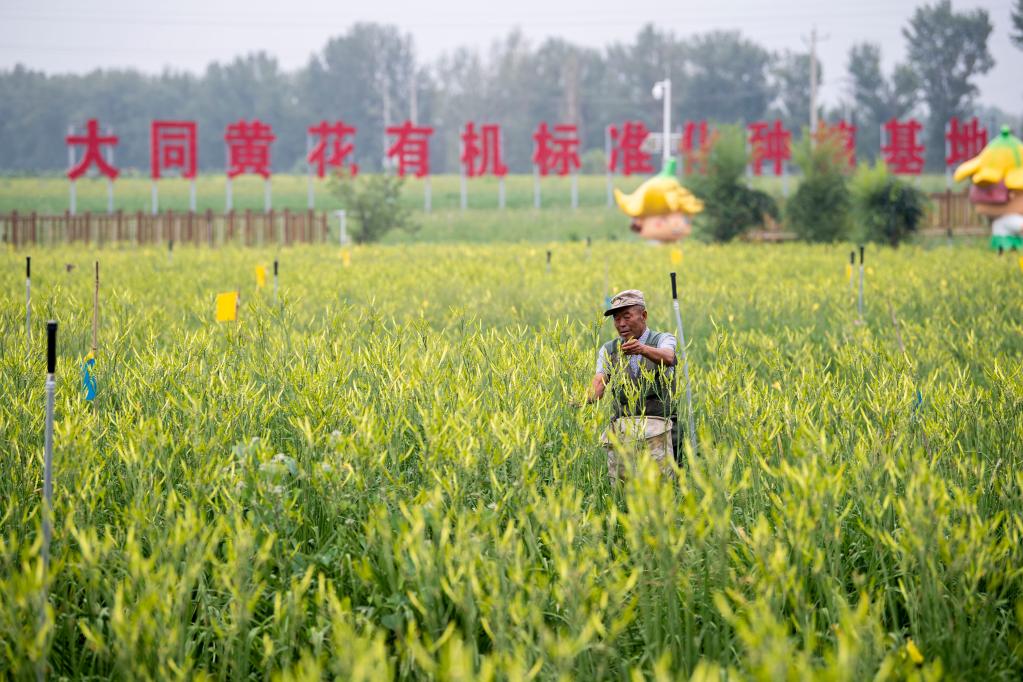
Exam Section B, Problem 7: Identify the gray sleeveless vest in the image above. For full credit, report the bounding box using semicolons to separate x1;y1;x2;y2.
601;330;675;420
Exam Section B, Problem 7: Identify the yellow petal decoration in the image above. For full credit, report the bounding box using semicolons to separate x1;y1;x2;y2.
953;126;1023;189
614;159;703;218
215;291;239;323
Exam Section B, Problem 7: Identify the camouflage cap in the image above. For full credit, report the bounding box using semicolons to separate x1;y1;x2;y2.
604;289;646;316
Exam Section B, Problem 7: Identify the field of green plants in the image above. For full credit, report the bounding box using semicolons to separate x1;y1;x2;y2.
2;240;1022;679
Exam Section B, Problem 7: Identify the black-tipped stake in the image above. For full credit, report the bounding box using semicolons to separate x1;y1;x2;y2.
546;250;552;275
273;259;279;306
168;238;174;263
858;245;865;321
39;320;57;681
849;250;855;291
670;272;697;458
25;256;31;342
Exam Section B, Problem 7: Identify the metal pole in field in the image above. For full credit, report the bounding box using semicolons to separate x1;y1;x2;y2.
26;256;31;343
545;250;551;275
848;250;855;292
264;178;272;214
857;245;865;321
151;180;159;215
38;320;57;682
273;259;279;306
189;178;197;213
670;272;697;457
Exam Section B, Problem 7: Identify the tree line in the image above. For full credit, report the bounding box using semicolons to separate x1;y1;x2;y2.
1;0;1019;175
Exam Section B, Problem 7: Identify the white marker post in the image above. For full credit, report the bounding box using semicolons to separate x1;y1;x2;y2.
335;210;348;246
25;256;31;343
38;320;57;682
105;126;115;215
605;125;613;208
68;125;77;216
670;272;697;457
533;167;541;210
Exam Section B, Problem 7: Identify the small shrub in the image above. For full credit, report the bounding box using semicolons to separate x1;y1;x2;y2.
328;171;418;244
786;128;852;243
689;125;779;242
850;161;929;247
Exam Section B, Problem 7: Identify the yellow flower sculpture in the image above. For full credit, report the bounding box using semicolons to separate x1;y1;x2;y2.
953;125;1023;250
614;159;703;243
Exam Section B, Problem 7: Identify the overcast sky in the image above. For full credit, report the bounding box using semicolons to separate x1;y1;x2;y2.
0;0;1019;113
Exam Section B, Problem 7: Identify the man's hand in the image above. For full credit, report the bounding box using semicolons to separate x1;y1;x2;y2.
621;338;645;356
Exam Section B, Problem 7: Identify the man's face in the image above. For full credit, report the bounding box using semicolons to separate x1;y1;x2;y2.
612;305;647;340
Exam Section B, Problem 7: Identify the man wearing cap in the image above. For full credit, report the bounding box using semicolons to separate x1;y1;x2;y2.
588;289;680;478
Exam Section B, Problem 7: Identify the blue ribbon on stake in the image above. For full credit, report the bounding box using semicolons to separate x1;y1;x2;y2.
82;352;96;401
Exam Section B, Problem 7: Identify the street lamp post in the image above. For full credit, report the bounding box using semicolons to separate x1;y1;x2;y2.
652;79;672;166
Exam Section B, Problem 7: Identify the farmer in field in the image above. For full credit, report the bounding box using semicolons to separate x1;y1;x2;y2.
587;289;679;481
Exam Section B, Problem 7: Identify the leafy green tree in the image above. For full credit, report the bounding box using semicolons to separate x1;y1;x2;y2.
687;125;778;242
845;43;919;164
786;129;852;242
903;0;994;170
1012;0;1023;50
329;171;418;243
850;161;929;247
680;31;775;124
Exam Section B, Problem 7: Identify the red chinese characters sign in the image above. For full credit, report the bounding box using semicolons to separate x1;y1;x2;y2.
881;118;924;175
226;119;275;179
679;120;711;174
533;123;580;176
945;116;987;167
608;121;654;176
461;123;508;177
748;120;791;176
387;121;434;177
151;120;197;179
66;118;119;180
307;120;358;178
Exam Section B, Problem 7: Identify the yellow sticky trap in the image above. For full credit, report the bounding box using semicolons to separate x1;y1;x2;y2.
215;291;239;322
255;266;267;288
342;250;352;268
670;248;683;265
1018;255;1023;274
905;639;923;665
845;263;852;279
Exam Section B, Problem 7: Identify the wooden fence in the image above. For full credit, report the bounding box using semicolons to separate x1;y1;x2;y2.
746;190;987;242
0;191;987;247
0;208;331;248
